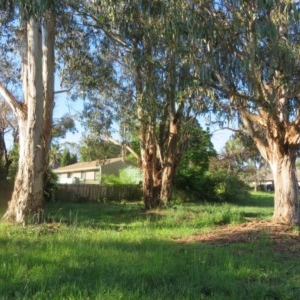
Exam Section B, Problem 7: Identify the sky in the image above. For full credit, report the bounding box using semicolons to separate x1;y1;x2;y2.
211;128;232;153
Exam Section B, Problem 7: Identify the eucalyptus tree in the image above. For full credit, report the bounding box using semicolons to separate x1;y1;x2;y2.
208;1;300;224
65;0;214;208
0;1;56;223
79;136;121;162
222;133;268;189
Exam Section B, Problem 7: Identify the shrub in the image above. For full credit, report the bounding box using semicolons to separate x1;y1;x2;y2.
174;169;220;203
215;173;250;202
101;167;142;185
44;169;58;202
174;169;249;203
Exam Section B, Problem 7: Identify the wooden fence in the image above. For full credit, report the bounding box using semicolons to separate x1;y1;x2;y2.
55;184;142;202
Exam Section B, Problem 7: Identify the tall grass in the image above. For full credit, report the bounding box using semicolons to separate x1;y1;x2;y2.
1;192;299;299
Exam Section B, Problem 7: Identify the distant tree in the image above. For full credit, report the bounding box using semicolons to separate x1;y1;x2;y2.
178;120;216;175
6;143;18;181
174;121;217;201
0;100;17;179
221;133;269;189
79;136;121;162
60;148;77;167
0;126;10;180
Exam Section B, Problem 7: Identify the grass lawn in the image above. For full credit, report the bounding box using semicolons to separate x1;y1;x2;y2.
0;192;300;299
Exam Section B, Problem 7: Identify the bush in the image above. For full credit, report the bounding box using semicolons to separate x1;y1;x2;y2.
101;167;142;185
174;169;249;203
215;173;250;202
174;169;219;202
44;169;58;202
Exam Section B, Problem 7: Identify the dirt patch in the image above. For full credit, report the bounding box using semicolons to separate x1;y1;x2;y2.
176;220;300;255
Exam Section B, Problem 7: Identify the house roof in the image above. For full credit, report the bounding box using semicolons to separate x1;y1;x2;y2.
53;157;125;173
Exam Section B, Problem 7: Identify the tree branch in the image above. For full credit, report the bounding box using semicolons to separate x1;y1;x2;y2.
0;82;27;119
54;87;73;94
210;73;251;101
99;134;141;162
239;110;268;160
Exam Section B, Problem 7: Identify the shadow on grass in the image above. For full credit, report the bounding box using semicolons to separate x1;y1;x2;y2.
233;191;274;208
0;229;299;299
45;200;251;232
229;191;274;219
242;211;269;219
45;201;164;230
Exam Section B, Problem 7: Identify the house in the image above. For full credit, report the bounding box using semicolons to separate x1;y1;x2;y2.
257;170;300;191
53;157;141;184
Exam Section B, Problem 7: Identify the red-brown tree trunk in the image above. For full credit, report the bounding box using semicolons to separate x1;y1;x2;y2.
141;144;161;209
160;117;179;205
135;40;163;209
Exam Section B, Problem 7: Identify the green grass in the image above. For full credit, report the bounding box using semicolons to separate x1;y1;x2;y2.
1;191;300;299
232;191;274;219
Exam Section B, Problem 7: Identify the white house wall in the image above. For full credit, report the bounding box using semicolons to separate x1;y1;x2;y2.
59;173;68;179
72;172;81;179
86;171;96;180
53;159;141;185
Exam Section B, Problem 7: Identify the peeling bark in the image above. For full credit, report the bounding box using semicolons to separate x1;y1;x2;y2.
160;117;179;204
2;13;56;224
268;144;300;225
240;105;300;225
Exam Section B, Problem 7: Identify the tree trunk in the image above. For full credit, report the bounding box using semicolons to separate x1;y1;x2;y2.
269;149;300;225
3;17;44;224
42;10;55;190
254;181;258;192
141;149;161;209
240;109;300;225
160;117;179;204
159;46;179;206
134;41;162;209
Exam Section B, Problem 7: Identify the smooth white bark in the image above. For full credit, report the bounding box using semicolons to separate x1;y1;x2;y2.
3;17;45;223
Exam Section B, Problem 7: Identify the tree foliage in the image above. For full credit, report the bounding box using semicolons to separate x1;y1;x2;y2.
79;136;121;162
0;100;15;179
52;114;76;140
174;121;217;201
60;147;77;167
221;132;268;182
